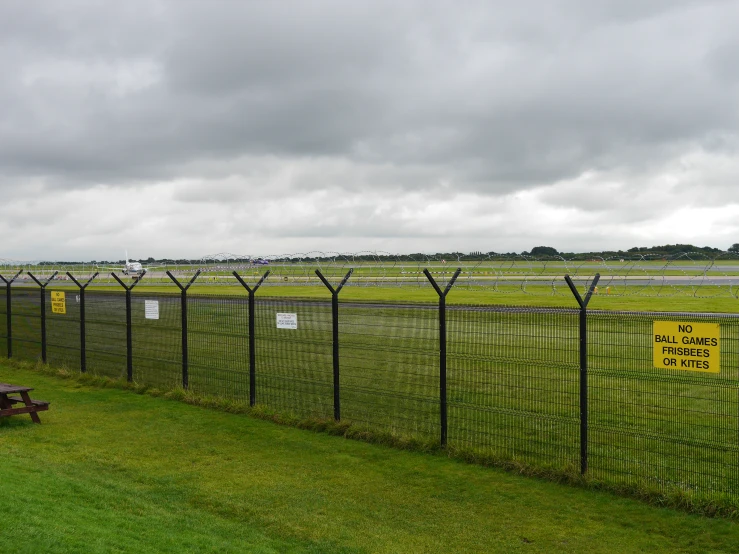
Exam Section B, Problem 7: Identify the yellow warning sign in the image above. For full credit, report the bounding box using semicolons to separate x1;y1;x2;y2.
51;291;66;315
653;321;720;373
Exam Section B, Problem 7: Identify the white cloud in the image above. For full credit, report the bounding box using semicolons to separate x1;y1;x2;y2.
3;146;739;261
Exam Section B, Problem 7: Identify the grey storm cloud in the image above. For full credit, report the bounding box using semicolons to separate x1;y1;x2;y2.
1;0;738;193
3;0;739;261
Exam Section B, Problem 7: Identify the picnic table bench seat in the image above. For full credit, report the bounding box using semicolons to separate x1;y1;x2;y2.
5;396;50;407
0;403;50;417
0;383;50;423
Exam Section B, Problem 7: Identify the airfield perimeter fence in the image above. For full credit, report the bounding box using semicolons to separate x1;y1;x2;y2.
1;279;739;505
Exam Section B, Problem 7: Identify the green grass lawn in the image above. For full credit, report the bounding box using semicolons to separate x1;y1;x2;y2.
2;364;739;553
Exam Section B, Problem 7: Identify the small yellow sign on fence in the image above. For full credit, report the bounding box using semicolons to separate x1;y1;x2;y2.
653;321;720;373
51;291;66;315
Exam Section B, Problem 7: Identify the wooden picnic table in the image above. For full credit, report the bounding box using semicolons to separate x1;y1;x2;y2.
0;383;50;424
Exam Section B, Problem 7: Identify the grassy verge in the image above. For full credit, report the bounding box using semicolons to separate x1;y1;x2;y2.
2;362;739;553
13;281;739;312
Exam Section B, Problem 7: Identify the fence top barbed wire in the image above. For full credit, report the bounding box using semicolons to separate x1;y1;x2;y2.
3;250;739;298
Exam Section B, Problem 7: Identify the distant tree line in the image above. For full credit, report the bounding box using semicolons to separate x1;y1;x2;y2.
22;243;739;265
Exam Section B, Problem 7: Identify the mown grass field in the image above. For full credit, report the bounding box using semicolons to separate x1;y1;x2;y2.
15;281;739;312
8;255;739;313
2;364;739;553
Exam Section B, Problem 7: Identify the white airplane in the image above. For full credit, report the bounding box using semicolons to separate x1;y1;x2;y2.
122;251;144;276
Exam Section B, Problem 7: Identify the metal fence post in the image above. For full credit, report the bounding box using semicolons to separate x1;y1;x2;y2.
67;272;99;373
315;269;353;421
423;267;462;447
27;271;59;364
0;271;22;359
167;270;201;390
564;273;600;475
234;270;271;406
111;271;146;382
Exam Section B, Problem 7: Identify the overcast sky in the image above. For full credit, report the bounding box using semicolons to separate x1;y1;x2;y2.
2;0;739;261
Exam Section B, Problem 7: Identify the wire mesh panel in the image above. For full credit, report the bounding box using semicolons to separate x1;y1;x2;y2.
188;295;249;400
447;306;580;468
10;288;41;363
340;302;440;441
8;277;739;504
85;292;128;379
589;311;739;495
131;293;181;389
254;298;333;419
0;285;7;359
46;288;81;370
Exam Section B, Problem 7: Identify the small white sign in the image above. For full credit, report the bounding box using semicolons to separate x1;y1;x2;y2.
276;312;298;329
145;300;160;320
